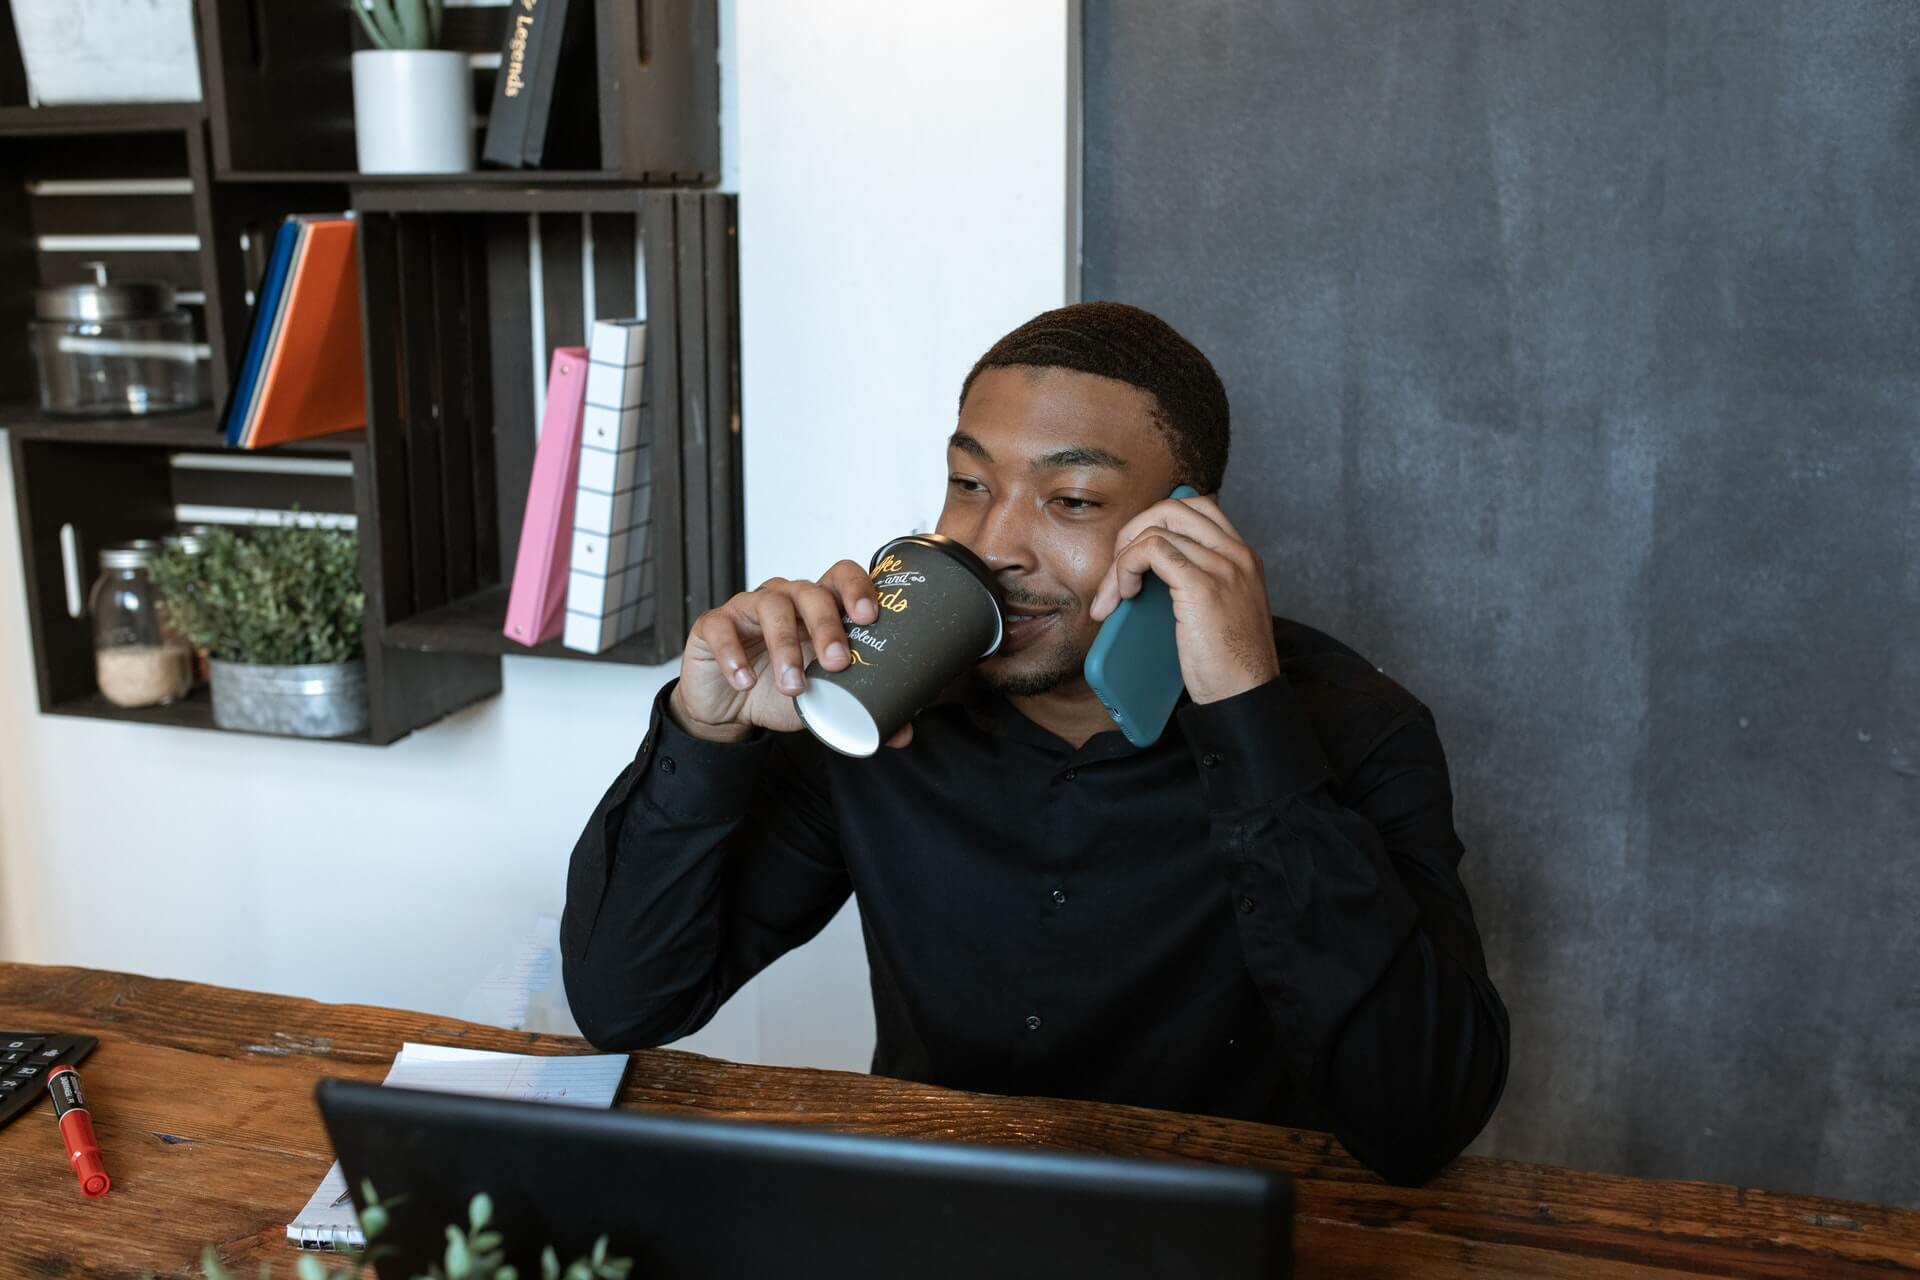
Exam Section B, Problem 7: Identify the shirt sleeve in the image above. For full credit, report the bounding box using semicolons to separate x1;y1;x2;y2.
560;680;852;1049
1176;676;1511;1185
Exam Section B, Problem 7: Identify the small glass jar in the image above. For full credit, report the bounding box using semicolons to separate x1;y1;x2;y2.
31;263;206;417
90;541;194;708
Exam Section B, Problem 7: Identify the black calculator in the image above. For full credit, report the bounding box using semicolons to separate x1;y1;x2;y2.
0;1034;97;1131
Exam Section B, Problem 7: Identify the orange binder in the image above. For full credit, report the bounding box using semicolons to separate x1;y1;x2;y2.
243;217;366;449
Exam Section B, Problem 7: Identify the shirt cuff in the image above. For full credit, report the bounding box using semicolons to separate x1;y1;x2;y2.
622;679;773;826
1177;676;1334;811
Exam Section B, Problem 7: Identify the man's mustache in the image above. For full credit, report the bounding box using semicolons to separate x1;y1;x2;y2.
999;588;1077;611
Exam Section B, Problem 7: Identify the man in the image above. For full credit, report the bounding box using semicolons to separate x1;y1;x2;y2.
562;302;1509;1185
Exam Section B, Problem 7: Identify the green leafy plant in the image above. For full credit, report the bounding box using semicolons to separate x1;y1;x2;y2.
195;1183;633;1280
350;0;445;51
148;524;365;667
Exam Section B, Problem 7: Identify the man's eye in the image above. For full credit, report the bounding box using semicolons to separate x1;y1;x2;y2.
948;476;986;494
1054;497;1103;513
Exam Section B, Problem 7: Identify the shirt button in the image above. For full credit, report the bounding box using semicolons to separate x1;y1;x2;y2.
1025;1015;1042;1032
1051;888;1068;907
1062;768;1078;782
658;755;677;775
1202;752;1221;768
1238;895;1257;914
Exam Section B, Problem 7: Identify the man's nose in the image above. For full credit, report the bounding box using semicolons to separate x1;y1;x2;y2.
958;496;1034;576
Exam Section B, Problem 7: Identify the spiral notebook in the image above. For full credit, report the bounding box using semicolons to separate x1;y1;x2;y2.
286;1042;629;1251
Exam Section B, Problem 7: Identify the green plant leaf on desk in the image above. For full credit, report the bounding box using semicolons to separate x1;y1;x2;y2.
188;1181;633;1280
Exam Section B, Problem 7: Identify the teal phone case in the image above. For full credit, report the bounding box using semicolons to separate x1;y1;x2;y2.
1082;485;1199;747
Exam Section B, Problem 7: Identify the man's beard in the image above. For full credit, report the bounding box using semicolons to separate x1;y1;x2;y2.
979;631;1089;697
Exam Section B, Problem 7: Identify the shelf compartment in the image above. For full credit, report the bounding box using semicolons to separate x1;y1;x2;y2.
194;0;717;184
7;429;500;745
0;116;351;414
353;189;738;667
385;585;668;666
196;0;507;175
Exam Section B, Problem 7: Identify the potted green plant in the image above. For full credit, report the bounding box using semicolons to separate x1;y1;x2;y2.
149;524;371;739
348;0;473;174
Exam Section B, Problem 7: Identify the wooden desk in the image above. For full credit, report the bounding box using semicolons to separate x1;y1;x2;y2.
1;963;1915;1279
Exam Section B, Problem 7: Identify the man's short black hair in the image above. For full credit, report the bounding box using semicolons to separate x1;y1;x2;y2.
959;301;1231;493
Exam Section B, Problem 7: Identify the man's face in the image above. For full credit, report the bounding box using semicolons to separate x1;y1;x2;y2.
937;366;1181;697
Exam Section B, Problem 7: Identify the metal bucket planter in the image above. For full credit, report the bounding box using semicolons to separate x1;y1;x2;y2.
209;659;370;739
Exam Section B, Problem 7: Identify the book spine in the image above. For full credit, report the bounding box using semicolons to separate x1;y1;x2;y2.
516;0;584;168
563;321;650;653
503;346;590;645
481;0;552;170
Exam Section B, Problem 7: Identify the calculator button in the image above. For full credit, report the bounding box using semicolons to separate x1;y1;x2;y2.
0;1078;18;1092
11;1065;41;1079
0;1052;22;1065
2;1039;42;1053
36;1047;60;1060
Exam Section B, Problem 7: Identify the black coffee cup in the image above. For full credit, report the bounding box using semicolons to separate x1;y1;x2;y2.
794;534;1003;757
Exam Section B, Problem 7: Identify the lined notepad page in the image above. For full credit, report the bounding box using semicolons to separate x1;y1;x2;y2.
287;1043;629;1251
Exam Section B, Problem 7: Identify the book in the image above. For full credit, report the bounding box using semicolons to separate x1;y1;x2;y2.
563;320;653;653
502;346;591;646
240;217;366;449
285;1042;629;1251
221;218;300;446
481;0;598;170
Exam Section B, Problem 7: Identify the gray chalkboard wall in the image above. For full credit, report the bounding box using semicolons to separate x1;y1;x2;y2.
1083;1;1919;1206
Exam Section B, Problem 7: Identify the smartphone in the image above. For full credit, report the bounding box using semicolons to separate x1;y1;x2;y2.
1082;484;1200;748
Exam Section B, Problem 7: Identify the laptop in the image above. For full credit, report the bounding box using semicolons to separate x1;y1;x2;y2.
315;1078;1294;1279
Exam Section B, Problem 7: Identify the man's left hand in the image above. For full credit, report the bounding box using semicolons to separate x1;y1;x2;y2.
1089;494;1282;705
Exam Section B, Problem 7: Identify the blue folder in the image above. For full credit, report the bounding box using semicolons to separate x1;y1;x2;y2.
222;218;301;447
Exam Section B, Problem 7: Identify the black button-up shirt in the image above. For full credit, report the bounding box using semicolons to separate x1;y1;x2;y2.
562;615;1510;1184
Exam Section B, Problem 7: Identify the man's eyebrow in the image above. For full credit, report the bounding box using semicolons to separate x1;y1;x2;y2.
947;432;991;461
1032;445;1128;472
946;434;1128;472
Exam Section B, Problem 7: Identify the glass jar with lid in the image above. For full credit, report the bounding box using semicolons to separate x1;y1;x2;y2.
90;541;194;708
31;263;206;417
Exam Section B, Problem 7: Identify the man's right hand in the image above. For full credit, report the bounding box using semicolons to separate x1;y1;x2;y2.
667;560;912;748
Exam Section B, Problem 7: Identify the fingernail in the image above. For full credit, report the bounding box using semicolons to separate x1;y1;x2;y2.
781;667;803;692
731;667;753;689
826;642;848;665
856;600;877;622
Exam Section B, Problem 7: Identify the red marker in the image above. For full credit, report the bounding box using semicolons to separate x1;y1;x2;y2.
46;1065;110;1198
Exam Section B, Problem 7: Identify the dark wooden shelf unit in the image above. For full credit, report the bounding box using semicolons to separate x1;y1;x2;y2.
195;0;718;185
354;187;739;668
2;0;737;745
6;418;498;744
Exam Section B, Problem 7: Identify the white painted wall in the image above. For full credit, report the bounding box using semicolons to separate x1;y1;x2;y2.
0;1;1074;1073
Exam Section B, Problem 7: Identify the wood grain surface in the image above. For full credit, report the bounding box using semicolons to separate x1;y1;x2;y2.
1;963;1915;1278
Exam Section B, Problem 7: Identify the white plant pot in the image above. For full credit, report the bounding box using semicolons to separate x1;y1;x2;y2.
351;49;474;175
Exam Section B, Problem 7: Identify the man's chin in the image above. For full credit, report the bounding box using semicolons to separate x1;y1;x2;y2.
978;643;1089;698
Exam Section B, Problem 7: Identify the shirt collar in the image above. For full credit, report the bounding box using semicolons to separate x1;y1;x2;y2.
926;671;1191;762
